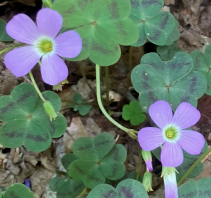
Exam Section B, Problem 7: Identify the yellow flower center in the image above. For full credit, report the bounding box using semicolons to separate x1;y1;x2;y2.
164;126;178;139
166;130;174;138
39;40;53;53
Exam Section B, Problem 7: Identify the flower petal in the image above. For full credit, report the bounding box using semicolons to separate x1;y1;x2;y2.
149;100;173;129
172;102;200;129
55;30;82;58
6;14;39;44
179;130;205;155
36;8;62;38
40;54;68;85
161;142;183;167
4;46;41;76
138;127;165;151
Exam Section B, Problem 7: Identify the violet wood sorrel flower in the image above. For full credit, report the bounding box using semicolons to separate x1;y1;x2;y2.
4;8;82;85
138;100;205;167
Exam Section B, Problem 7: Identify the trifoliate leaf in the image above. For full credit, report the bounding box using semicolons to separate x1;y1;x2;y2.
52;0;139;66
0;83;66;152
131;52;207;112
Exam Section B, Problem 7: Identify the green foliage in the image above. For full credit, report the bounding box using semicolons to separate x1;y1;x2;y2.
122;100;146;125
49;174;85;198
0;83;67;152
178;178;211;198
130;0;179;46
191;45;211;95
3;183;34;198
0;19;13;42
157;41;182;61
87;179;149;198
49;153;84;198
69;93;92;116
68;133;127;189
131;52;207;112
52;0;139;66
61;153;78;170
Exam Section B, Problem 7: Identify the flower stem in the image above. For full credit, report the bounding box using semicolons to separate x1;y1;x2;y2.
136;151;142;180
0;44;23;55
105;67;109;106
77;188;87;198
29;71;47;103
177;146;211;186
95;64;138;139
42;0;52;7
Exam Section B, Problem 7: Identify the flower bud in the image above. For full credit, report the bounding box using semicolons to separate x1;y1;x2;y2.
162;166;178;198
43;101;57;121
142;150;153;171
143;171;153;192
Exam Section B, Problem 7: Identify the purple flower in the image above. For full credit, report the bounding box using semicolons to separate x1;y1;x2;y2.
162;167;178;198
138;100;205;167
4;8;82;85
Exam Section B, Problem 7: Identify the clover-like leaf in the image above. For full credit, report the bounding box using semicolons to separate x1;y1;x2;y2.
191;45;211;95
49;175;85;198
100;144;127;180
0;83;66;152
0;19;13;42
4;183;34;198
157;41;182;61
131;52;207;111
178;178;211;198
52;0;139;66
87;179;149;198
130;0;178;46
69;93;92;116
73;132;115;161
122;100;146;125
69;134;127;189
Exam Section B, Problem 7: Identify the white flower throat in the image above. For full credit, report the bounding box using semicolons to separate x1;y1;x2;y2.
163;124;180;142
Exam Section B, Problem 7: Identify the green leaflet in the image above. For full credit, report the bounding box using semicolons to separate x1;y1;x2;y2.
130;0;179;46
4;184;34;198
131;52;207;112
178;178;211;198
0;19;13;42
69;93;92;116
0;83;67;152
122;100;146;125
52;0;139;66
191;45;211;95
49;175;85;198
87;179;149;198
157;41;182;61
